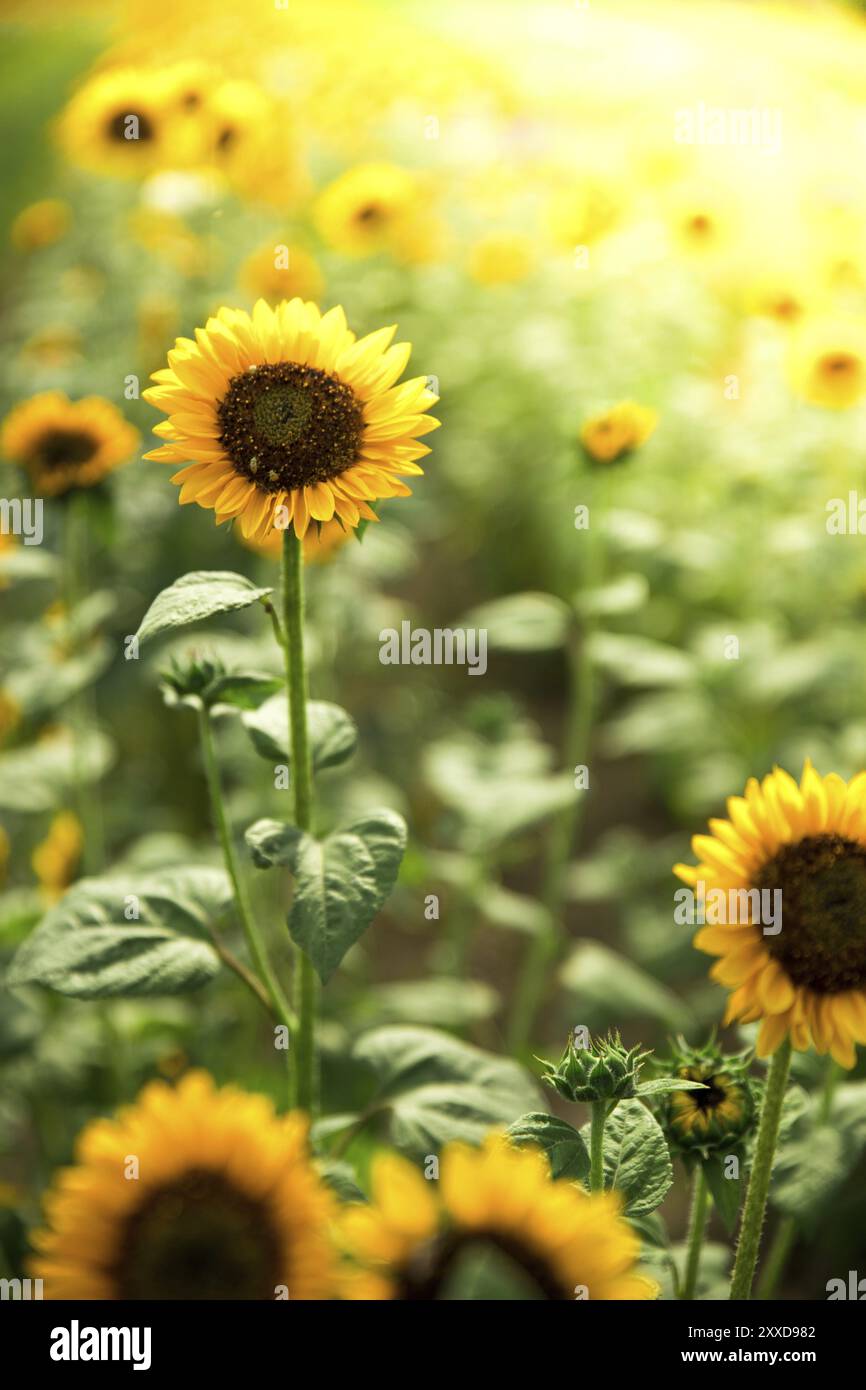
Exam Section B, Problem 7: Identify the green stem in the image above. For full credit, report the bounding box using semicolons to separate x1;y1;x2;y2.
589;1101;606;1191
819;1057;840;1124
281;528;317;1114
682;1166;711;1300
63;493;105;873
507;481;603;1055
197;708;295;1051
755;1215;796;1301
729;1038;792;1300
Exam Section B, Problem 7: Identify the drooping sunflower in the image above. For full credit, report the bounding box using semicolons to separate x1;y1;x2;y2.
30;1070;336;1300
1;392;140;497
580;401;657;464
340;1137;657;1301
675;760;866;1067
143;298;439;541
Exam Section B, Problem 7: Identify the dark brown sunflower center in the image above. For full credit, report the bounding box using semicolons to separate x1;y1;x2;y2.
396;1230;569;1301
682;1069;729;1114
107;111;155;143
755;834;866;993
113;1167;282;1300
822;353;857;376
217;361;364;494
33;429;96;471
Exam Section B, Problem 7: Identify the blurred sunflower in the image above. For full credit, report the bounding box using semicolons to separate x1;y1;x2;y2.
580;401;657;463
10;199;72;252
32;811;83;902
675;760;866;1067
467;231;535;286
30;1071;336;1299
340;1137;657;1300
57;67;183;178
1;392;140;497
789;316;866;409
313;163;429;259
204;80;302;204
143;297;439;541
239;243;325;306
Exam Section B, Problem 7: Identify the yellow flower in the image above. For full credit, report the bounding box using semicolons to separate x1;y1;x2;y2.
340;1137;657;1301
313;163;430;260
467;231;535;286
580;401;657;463
0;688;20;744
10;199;72;252
239;243;325;306
57;67;184;179
789;316;866;409
203;80;302;205
544;180;621;251
21;325;84;369
1;392;140;497
674;761;866;1068
0;825;10;887
30;1070;337;1299
143;297;439;542
32;812;83;901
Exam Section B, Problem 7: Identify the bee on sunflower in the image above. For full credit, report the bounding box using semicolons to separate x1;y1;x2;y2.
339;1136;657;1301
30;1071;337;1300
1;392;140;497
143;297;439;542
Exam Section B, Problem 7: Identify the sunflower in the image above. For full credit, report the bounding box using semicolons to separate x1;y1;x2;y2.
468;232;535;286
580;401;657;464
340;1136;657;1301
789;316;866;409
32;811;83;902
660;1040;755;1155
1;392;140;497
30;1070;336;1300
203;80;301;205
313;163;429;259
57;67;182;179
239;243;325;306
674;760;866;1068
143;298;439;541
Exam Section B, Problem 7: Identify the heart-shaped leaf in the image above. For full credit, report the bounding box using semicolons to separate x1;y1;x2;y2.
7;866;228;998
507;1111;591;1181
246;809;406;981
135;571;273;645
242;696;358;769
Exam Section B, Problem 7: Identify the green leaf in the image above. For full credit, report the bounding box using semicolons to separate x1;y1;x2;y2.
242;696;358;769
507;1112;591;1181
135;571;273;645
0;729;113;811
355;978;499;1029
6;866;228;998
201;672;283;711
559;940;692;1029
579;1100;672;1215
589;633;695;687
702;1152;743;1234
246;809;406;982
350;1026;540;1159
636;1077;708;1098
576;573;649;617
459;592;572;652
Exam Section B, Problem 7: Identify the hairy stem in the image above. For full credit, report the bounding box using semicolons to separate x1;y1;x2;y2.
729;1038;792;1300
281;527;318;1114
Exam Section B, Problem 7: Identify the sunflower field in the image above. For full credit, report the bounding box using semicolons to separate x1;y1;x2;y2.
2;0;866;1327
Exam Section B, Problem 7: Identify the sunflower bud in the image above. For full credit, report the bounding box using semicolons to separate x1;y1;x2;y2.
541;1030;651;1104
658;1036;755;1155
159;652;228;709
